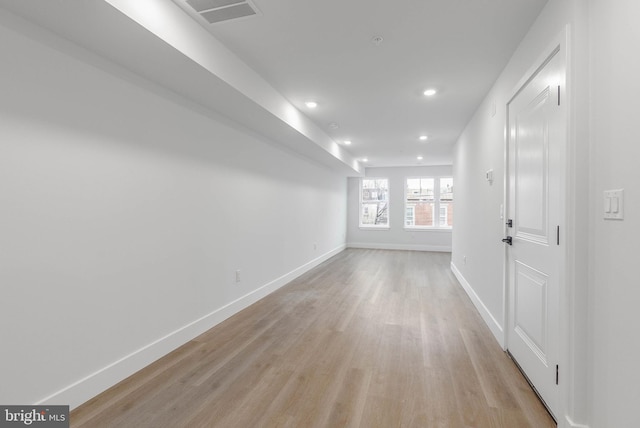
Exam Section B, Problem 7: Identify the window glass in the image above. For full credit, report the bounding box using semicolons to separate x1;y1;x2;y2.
404;177;453;229
406;178;435;227
360;178;389;227
439;177;454;227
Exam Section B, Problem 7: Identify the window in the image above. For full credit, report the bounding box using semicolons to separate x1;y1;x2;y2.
405;206;415;227
405;178;435;227
439;177;453;227
405;177;453;229
439;206;448;227
360;178;389;227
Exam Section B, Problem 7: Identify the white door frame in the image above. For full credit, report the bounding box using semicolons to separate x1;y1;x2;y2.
503;26;571;426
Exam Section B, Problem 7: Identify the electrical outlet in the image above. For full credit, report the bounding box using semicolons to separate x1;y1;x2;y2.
313;242;318;250
235;270;241;283
463;256;467;265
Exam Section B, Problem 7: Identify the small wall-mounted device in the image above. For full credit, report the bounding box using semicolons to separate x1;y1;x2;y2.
486;169;494;184
604;189;624;220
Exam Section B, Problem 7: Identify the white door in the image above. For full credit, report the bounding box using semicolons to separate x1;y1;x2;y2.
506;47;565;419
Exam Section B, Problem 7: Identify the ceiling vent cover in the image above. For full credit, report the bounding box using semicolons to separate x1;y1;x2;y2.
186;0;259;24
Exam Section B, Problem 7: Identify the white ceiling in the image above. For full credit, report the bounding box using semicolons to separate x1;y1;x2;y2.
173;0;549;167
0;0;548;171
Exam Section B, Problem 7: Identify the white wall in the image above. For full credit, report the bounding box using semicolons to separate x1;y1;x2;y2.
347;166;452;252
455;0;640;425
0;16;346;408
588;1;640;426
453;0;585;338
452;0;590;426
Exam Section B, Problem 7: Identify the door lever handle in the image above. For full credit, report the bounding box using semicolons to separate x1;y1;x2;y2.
502;236;513;245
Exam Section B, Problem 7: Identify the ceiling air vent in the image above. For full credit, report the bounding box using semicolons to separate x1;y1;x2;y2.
186;0;259;24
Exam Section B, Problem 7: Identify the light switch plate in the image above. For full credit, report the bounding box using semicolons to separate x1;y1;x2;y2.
604;189;624;220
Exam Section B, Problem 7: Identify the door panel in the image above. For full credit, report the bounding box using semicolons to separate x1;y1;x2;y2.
506;47;564;419
514;261;548;363
514;90;549;243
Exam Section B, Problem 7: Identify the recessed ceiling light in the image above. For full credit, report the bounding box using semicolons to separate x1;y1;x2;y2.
362;158;368;163
417;156;424;160
423;88;437;97
305;101;318;108
371;35;384;46
343;140;352;145
419;135;428;141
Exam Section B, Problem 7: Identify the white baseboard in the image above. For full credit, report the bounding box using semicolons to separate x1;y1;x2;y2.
37;244;346;410
347;242;451;252
450;262;505;348
565;415;590;428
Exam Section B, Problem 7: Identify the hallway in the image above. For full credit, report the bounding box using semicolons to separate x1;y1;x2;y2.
71;249;554;427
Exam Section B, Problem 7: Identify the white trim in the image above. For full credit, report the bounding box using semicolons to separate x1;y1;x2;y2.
561;22;589;428
347;242;451;252
565;415;590;428
451;262;504;348
403;227;452;233
36;244;346;409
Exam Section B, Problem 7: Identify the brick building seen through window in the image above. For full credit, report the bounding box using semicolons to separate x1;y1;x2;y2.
405;177;453;228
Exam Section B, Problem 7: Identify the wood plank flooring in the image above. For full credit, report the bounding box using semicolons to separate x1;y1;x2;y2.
71;249;555;427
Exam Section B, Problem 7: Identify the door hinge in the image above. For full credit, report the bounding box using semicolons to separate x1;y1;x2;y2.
557;225;560;245
558;85;561;106
556;364;559;385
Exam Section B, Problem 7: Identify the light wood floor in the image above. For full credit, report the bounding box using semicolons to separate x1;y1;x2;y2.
71;249;555;427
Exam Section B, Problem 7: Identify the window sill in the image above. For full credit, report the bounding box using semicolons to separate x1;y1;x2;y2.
404;227;453;233
359;225;390;230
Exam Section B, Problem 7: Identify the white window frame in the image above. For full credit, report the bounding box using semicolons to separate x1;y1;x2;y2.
404;176;453;230
359;177;390;229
